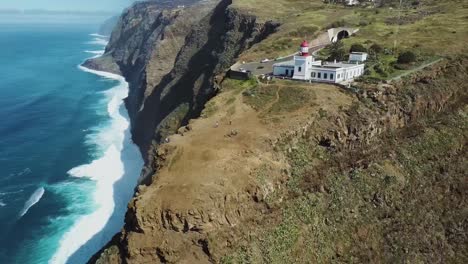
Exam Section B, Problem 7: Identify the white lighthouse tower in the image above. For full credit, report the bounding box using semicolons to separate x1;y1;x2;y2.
293;40;315;80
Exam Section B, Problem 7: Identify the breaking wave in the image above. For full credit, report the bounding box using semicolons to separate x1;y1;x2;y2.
49;58;143;263
19;187;45;218
86;37;108;46
84;50;105;55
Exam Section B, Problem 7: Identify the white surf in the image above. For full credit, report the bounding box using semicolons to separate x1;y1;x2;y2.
19;187;45;217
49;62;143;264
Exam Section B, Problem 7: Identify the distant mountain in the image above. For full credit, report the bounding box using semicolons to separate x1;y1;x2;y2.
98;16;119;36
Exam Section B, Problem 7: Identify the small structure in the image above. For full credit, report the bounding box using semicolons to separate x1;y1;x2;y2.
345;0;360;6
273;40;322;78
349;52;368;62
272;61;295;77
273;40;365;84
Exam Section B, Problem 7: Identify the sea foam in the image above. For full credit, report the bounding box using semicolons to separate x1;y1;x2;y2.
86;37;109;46
19;187;45;217
84;50;105;55
89;33;108;38
49;62;143;264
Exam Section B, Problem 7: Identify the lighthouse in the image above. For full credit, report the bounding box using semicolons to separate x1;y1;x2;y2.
300;40;310;56
293;40;316;80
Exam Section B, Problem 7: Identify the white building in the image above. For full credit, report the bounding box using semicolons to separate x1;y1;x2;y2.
273;40;322;78
309;62;365;83
349;52;368;62
273;40;365;84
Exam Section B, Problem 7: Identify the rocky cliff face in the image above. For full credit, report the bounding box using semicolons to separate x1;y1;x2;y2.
84;1;280;263
84;0;278;171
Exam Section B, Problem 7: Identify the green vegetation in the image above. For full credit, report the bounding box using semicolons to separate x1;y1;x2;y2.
349;43;367;53
236;0;468;62
220;1;468;262
242;85;277;111
369;43;383;54
201;100;218;118
397;50;417;64
326;41;347;61
222;103;468;263
269;87;314;114
243;82;315;116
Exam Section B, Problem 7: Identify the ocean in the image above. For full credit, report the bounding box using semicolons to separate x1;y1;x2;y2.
0;23;143;263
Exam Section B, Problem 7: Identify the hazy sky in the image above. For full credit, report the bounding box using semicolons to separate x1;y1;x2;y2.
0;0;135;12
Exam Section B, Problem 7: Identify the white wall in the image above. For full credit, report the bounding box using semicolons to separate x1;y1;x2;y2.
293;56;313;80
273;66;294;77
350;53;368;62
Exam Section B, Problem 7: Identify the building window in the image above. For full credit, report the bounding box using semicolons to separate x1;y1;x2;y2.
285;69;289;76
324;73;328;79
311;72;316;78
318;72;321;79
330;73;334;80
298;67;302;72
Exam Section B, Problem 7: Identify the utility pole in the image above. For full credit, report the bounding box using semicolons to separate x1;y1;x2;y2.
393;0;403;54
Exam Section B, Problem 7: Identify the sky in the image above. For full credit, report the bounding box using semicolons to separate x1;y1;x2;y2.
0;0;136;12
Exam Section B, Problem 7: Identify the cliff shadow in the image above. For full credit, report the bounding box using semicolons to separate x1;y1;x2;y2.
132;0;273;157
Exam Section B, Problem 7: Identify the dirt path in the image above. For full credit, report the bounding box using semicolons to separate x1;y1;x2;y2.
391;58;443;81
259;85;282;116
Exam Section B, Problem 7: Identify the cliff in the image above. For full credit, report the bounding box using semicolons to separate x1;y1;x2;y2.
91;55;467;263
86;0;467;262
84;0;278;174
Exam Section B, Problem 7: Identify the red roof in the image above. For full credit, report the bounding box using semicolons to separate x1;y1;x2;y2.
300;40;309;47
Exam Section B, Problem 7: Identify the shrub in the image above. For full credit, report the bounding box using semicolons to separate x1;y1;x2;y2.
350;43;367;53
397;51;417;64
327;41;347;61
369;43;383;54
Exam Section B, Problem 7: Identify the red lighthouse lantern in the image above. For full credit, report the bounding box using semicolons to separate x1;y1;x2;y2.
300;40;309;56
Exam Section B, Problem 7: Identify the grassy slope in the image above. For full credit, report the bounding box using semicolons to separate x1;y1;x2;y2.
233;0;468;61
219;0;468;263
223;106;467;264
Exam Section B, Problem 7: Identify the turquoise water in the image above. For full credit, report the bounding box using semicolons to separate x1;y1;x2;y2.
0;24;143;263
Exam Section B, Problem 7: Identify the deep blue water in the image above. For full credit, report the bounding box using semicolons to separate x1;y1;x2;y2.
0;23;143;263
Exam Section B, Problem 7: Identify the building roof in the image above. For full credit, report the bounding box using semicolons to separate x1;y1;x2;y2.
350;52;368;55
273;60;295;67
312;62;363;69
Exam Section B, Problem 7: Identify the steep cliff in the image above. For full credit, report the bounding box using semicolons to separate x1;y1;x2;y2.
84;0;279;171
90;56;467;263
85;0;467;262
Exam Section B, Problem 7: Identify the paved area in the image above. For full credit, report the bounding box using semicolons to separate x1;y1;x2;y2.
230;28;360;76
231;45;326;76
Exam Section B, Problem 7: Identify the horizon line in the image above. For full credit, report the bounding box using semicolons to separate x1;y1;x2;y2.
0;8;120;16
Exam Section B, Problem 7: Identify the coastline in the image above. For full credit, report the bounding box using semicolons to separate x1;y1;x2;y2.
50;41;144;264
